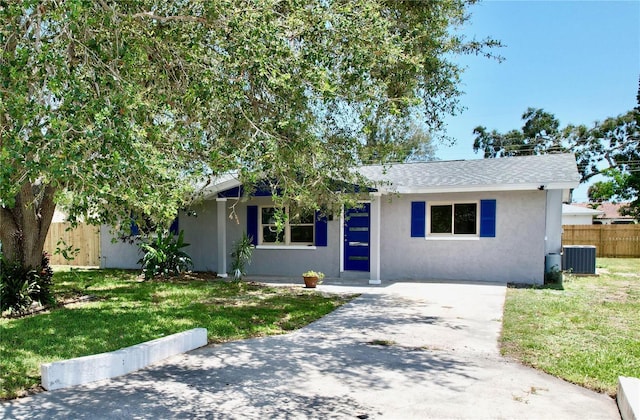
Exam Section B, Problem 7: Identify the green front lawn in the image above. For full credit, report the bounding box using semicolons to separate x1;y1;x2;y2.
501;258;640;396
0;269;353;400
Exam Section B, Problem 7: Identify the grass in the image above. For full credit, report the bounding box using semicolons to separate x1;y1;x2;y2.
501;258;640;396
0;269;354;400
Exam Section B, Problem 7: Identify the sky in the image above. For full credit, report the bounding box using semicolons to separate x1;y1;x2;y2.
434;0;640;202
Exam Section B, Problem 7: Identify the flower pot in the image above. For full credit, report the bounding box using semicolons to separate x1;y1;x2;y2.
303;276;318;288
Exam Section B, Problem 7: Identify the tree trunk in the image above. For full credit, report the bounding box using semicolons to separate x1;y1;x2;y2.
0;182;56;269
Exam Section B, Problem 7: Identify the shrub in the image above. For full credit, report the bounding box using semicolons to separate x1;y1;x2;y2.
0;254;55;314
229;232;254;280
138;229;193;280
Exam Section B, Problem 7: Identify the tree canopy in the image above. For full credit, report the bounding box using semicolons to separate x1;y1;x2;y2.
0;0;499;269
578;102;640;218
472;80;640;217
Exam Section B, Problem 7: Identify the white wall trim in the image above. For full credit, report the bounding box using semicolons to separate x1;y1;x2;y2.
425;236;481;241
377;183;577;195
339;207;345;273
256;245;317;250
216;200;228;275
369;195;381;283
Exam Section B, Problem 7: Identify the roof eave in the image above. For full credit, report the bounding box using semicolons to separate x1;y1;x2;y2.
198;177;242;200
377;181;580;195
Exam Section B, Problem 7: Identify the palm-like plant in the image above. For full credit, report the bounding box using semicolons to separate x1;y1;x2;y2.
138;229;193;280
230;233;254;281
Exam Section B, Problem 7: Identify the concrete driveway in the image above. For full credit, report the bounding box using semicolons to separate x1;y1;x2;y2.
1;280;619;419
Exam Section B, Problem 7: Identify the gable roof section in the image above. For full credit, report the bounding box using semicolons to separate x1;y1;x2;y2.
198;172;242;199
200;153;580;199
356;153;580;194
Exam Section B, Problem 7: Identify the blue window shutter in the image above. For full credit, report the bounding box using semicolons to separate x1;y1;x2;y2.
411;201;426;237
480;199;497;238
130;220;140;236
247;206;258;245
315;211;328;246
169;217;179;235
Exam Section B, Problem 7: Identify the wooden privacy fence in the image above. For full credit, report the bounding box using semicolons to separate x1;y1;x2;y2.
44;223;101;266
562;225;640;258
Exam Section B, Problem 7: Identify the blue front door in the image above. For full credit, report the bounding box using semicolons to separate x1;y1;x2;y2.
344;204;370;271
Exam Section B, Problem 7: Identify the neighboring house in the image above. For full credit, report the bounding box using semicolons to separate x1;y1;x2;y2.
101;153;580;285
562;204;604;225
572;202;637;224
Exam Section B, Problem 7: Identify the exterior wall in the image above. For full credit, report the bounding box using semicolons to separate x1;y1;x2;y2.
100;189;557;284
100;225;140;269
545;189;563;255
179;202;219;272
224;197;341;278
379;190;548;284
98;196;340;276
99;203;218;272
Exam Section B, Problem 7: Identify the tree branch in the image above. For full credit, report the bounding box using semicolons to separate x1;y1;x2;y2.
130;11;207;23
96;1;206;24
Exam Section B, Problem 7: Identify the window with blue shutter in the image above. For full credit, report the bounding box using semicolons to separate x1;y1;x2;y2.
315;211;328;246
411;201;426;237
480;199;497;238
246;205;258;245
169;217;179;235
130;220;140;236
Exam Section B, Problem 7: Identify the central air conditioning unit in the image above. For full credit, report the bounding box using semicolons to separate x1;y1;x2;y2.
562;245;596;275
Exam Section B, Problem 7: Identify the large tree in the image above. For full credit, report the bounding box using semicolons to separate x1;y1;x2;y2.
472;80;640;216
473;108;564;158
472;108;603;182
1;0;498;273
577;99;640;217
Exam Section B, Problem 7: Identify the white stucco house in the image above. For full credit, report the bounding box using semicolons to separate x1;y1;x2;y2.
561;204;604;225
101;153;580;285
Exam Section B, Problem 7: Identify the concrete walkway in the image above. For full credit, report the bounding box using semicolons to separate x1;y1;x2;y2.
1;280;619;419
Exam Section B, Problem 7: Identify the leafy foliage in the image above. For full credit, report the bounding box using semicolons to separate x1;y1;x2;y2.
579;106;640;218
54;239;81;262
230;233;254;281
473;79;640;217
0;1;500;275
473;108;565;159
138;230;193;280
0;254;54;314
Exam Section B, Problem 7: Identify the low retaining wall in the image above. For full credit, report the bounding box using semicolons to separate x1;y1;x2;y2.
41;328;208;391
618;376;639;420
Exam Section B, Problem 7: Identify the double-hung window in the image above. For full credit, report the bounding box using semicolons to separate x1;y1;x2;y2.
429;202;478;236
260;206;314;245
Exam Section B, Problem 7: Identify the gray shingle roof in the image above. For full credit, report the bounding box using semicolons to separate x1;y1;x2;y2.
357;153;580;193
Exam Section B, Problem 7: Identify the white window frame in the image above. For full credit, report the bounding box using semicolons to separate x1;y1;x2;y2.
427;201;480;238
258;206;315;246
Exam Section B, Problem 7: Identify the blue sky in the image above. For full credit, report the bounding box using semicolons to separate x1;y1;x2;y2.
435;0;640;202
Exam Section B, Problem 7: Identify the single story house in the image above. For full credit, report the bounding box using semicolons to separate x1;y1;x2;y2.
101;153;580;285
561;204;604;225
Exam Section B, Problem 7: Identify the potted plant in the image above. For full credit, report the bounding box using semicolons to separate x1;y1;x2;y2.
302;270;325;288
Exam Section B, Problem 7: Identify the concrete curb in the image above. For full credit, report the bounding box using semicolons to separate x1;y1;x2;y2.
618;376;639;420
41;328;208;391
